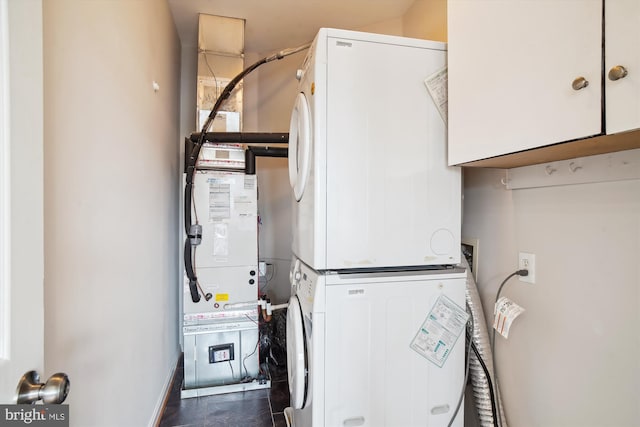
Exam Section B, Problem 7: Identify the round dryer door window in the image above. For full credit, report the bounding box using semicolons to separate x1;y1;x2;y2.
288;93;312;202
286;294;309;409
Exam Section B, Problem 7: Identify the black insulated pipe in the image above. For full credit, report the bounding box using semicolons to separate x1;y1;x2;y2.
189;132;288;144
184;134;288;172
245;146;288;175
183;240;200;303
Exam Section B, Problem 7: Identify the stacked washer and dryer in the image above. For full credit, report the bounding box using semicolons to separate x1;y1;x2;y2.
285;29;467;427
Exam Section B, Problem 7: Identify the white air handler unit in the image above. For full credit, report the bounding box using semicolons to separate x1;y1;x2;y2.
182;152;268;397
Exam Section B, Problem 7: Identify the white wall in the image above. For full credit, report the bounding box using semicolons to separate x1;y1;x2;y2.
251;53;300;303
42;1;181;425
255;156;293;304
0;0;45;403
178;38;198;346
462;168;640;427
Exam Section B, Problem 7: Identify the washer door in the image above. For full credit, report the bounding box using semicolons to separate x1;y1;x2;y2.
286;294;309;409
288;93;312;202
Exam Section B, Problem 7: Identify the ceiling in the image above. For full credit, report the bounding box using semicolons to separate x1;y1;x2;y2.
167;0;416;54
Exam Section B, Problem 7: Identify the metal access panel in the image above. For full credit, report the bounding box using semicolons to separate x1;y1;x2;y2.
183;319;260;390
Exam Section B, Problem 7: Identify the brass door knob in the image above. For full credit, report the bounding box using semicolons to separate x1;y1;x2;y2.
608;65;628;81
572;76;589;91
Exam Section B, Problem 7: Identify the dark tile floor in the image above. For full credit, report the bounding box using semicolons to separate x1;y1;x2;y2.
158;356;290;427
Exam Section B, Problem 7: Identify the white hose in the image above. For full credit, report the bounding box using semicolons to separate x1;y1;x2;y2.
223;300;288;314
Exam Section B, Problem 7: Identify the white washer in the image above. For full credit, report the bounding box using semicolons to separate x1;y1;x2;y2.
288;28;461;271
286;257;466;427
286;258;325;426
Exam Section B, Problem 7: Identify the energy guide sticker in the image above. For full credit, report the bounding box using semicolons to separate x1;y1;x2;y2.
410;294;468;367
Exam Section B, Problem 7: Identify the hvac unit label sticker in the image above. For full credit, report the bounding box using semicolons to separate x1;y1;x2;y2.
410;294;468;367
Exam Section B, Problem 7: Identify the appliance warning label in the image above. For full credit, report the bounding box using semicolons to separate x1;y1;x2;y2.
424;66;448;124
410;294;468;367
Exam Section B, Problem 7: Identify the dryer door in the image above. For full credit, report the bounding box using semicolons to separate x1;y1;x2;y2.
286;294;309;409
288;93;312;202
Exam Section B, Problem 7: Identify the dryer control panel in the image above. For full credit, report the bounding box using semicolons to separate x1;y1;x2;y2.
290;257;325;314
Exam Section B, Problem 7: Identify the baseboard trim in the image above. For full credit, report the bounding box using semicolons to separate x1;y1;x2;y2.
149;352;182;427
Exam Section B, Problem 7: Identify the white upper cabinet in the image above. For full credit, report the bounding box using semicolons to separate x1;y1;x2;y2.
605;0;640;134
447;0;606;166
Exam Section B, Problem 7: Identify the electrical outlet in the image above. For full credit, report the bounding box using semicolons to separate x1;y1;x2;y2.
518;252;536;284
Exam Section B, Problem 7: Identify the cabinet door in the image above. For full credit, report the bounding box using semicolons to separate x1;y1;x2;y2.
605;0;640;134
448;0;602;165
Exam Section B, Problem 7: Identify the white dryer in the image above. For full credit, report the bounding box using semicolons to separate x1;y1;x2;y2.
286;257;467;427
286;258;325;426
288;28;461;271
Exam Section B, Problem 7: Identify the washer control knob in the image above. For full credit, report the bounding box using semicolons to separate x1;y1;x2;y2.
250;270;256;276
294;271;301;282
296;69;304;81
249;279;255;285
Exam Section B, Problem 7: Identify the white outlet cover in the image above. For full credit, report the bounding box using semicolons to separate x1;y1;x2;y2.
518;252;535;284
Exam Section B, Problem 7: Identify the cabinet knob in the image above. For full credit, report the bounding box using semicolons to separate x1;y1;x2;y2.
608;65;628;81
572;77;589;91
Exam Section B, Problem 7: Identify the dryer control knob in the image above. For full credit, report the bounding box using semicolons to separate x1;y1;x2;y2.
295;69;304;81
294;271;302;282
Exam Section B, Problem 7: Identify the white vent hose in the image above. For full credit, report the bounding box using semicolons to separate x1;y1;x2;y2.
463;256;508;427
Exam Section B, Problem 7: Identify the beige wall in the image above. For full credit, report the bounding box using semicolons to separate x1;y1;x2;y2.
403;0;447;41
251;53;299;303
357;16;404;37
463;168;640;426
43;1;181;425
